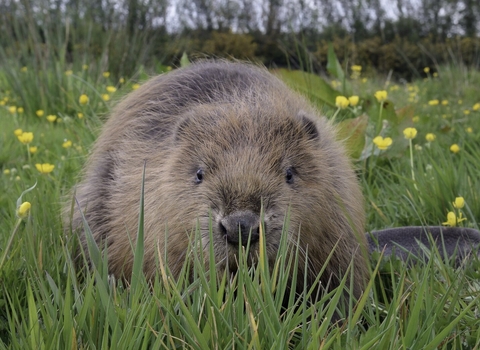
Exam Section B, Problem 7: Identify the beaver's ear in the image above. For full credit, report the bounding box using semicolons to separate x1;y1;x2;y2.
297;111;319;141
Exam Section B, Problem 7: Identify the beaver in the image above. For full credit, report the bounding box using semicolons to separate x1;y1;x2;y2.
66;60;368;302
66;61;480;307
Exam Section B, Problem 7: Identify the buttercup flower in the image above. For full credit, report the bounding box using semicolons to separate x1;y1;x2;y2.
351;65;362;72
466;127;473;133
335;96;349;109
36;163;55;174
348;96;359;107
473;103;480;111
425;133;436;142
21;66;27;72
374;90;387;102
17;107;24;113
412;116;420;123
65;70;73;76
82;64;88;70
119;77;125;84
4;169;10;175
106;86;117;93
423;67;430;73
79;94;89;105
463;110;470;115
453;197;465;209
62;140;72;148
373;136;393;150
450;144;460;153
14;128;23;136
46;115;57;123
428;99;439;106
442;211;466;227
102;94;110;101
36;110;44;117
8;106;16;113
132;83;140;90
403;127;417;139
29;146;38;154
16;201;31;219
103;71;110;78
77;113;84;119
18;132;34;144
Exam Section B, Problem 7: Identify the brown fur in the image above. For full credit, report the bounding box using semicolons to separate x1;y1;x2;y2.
66;61;368;301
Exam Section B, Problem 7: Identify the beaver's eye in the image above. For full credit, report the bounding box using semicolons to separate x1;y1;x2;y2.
285;167;294;184
195;169;204;184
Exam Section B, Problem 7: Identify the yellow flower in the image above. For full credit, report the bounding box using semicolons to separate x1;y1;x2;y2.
8;106;17;113
62;140;72;148
389;85;399;91
0;100;5;106
106;86;117;93
441;100;448;105
428;99;439;106
425;133;436;142
453;197;465;209
374;90;387;102
361;78;367;83
433;72;438;77
79;94;89;105
373;136;393;151
21;66;27;72
132;83;140;90
29;146;38;154
463;110;470;115
458;100;463;104
82;64;88;70
102;94;110;101
35;163;55;174
18;132;34;144
46;115;57;123
442;212;466;227
103;71;110;78
423;67;430;73
14;128;23;136
348;96;359;107
335;96;349;109
77;113;84;119
403;127;417;139
412;116;420;123
473;103;480;111
65;70;73;76
17;107;24;113
466;127;473;133
450;144;460;153
119;77;125;84
16;201;31;219
4;169;10;175
36;110;44;117
351;65;362;72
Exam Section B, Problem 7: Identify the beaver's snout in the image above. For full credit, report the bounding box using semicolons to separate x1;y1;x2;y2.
219;211;261;246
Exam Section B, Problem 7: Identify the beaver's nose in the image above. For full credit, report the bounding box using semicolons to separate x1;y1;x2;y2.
219;211;260;246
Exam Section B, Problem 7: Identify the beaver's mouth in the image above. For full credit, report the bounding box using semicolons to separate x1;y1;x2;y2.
223;242;260;272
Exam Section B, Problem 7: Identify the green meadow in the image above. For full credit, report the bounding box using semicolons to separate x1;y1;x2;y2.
1;34;480;350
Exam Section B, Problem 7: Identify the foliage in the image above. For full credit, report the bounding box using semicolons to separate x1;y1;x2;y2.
1;35;480;349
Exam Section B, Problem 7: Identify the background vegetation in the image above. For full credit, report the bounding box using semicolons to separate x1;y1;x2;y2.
1;0;480;79
0;0;480;348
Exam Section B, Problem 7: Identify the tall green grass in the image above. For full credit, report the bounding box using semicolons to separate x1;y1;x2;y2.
1;15;480;348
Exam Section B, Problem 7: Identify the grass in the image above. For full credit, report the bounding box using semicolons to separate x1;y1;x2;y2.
1;49;480;347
